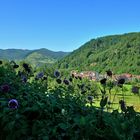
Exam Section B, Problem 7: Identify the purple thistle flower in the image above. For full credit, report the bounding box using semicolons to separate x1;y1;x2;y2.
132;86;139;94
13;64;19;69
22;76;27;83
36;72;44;79
23;63;29;69
118;78;125;85
54;70;60;78
8;99;18;109
22;63;31;73
63;79;69;85
106;70;113;77
100;78;107;85
87;96;93;102
1;84;10;93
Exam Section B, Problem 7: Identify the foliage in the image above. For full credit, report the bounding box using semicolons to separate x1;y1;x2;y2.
57;32;140;74
0;61;140;140
0;48;69;66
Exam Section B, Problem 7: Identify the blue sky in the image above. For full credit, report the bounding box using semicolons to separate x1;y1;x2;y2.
0;0;140;52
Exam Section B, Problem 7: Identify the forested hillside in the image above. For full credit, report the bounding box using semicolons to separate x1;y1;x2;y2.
0;49;30;60
0;48;69;65
57;32;140;74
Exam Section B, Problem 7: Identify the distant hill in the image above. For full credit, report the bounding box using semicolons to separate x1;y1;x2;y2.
0;49;31;60
57;32;140;74
25;48;69;65
0;48;69;65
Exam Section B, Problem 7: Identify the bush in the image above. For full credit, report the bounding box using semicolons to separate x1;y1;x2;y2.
0;62;140;140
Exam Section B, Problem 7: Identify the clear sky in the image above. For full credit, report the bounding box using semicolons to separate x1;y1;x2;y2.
0;0;140;52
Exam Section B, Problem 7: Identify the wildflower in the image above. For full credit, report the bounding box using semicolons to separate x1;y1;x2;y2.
118;78;125;85
119;100;123;104
132;86;139;94
22;76;27;83
8;99;18;109
36;72;44;79
13;64;19;69
23;63;29;69
100;78;107;85
87;96;93;102
106;70;113;77
23;63;30;73
1;84;10;93
56;78;62;84
54;70;60;78
0;60;2;65
63;79;69;85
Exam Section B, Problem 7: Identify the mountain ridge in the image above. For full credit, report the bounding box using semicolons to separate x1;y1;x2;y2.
0;48;70;65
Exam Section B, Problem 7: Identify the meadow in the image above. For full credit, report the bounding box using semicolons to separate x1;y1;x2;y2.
92;84;140;112
0;60;140;140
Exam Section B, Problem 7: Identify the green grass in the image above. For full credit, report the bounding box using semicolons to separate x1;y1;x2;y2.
88;84;140;112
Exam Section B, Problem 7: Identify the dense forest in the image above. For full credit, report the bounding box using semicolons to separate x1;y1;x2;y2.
57;32;140;74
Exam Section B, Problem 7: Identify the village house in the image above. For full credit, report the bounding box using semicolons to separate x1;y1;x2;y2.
71;71;99;80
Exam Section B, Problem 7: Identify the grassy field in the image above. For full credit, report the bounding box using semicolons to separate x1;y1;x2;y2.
89;84;140;112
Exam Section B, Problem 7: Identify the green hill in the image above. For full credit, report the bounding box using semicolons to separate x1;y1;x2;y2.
25;48;69;65
0;48;69;65
0;49;31;60
57;32;140;74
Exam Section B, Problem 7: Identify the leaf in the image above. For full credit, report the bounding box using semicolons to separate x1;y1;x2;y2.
58;123;67;130
4;121;15;131
42;136;49;140
80;116;86;125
